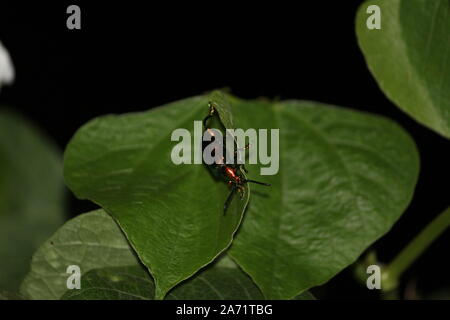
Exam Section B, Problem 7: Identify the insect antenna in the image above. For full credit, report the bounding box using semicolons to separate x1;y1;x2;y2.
203;102;216;127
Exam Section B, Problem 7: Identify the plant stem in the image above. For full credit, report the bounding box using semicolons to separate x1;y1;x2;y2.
382;206;450;292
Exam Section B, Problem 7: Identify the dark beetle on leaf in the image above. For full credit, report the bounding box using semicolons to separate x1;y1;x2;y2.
202;102;270;214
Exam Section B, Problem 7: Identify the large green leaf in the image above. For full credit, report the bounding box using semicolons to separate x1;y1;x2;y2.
356;0;450;139
63;92;419;300
20;210;139;299
0;110;65;292
63;96;248;299
227;97;420;299
61;265;265;300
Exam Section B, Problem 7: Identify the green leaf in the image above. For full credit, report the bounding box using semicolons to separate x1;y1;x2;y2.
0;110;65;292
227;97;420;299
61;265;265;300
63;96;248;299
356;0;450;139
63;93;418;300
20;210;139;300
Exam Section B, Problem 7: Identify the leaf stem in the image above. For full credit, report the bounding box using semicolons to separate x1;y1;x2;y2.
382;206;450;292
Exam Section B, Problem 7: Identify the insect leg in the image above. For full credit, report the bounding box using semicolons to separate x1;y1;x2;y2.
224;185;237;215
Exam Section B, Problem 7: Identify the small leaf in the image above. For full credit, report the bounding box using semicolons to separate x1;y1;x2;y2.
227;97;420;299
0;110;65;292
20;210;139;300
63;96;248;299
208;90;234;129
356;0;450;139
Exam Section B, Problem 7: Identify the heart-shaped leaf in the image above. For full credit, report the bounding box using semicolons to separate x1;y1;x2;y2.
63;93;419;300
227;97;420;299
20;210;139;299
356;0;450;139
0;110;65;292
63;96;248;299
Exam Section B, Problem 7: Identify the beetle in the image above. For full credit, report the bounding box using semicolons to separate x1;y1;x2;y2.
202;102;270;214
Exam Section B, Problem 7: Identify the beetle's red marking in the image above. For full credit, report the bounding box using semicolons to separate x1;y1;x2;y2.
225;166;236;178
225;166;241;184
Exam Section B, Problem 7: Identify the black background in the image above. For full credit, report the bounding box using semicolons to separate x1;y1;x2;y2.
0;1;449;299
